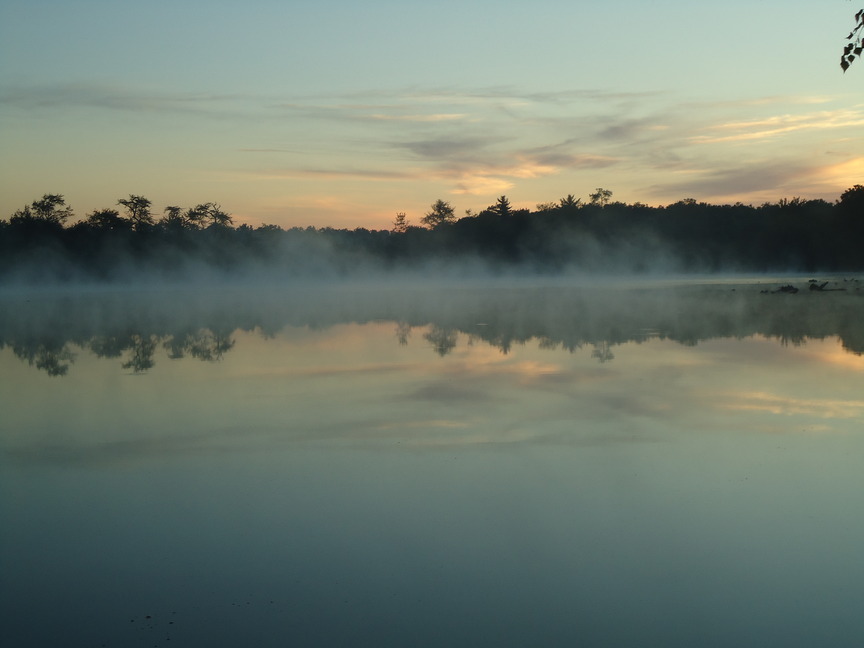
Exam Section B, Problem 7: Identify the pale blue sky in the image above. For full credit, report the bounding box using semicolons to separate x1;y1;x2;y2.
1;0;861;228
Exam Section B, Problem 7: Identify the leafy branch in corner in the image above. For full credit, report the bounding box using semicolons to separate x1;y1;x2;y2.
841;7;864;71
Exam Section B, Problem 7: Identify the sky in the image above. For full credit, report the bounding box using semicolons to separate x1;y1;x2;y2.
1;0;862;230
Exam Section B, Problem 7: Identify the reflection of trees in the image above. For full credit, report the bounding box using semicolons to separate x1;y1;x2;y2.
121;335;157;373
4;282;864;374
591;341;615;363
89;335;130;359
11;341;75;377
424;325;458;357
164;329;235;361
2;328;238;376
395;321;411;346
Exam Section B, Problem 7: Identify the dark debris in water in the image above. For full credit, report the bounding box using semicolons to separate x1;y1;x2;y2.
760;278;858;295
99;598;285;647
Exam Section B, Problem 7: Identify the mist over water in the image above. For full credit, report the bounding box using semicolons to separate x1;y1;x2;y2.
3;276;864;647
3;275;864;374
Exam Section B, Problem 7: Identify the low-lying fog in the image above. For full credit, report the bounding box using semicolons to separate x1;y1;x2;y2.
2;275;863;376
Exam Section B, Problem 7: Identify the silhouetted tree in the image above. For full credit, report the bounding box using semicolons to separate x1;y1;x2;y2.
535;202;558;212
838;184;864;209
421;199;455;228
10;194;73;225
841;6;864;70
589;188;613;207
672;197;698;207
85;208;128;230
392;211;409;233
559;194;582;209
206;203;233;228
188;202;233;228
179;205;205;229
160;205;191;229
118;195;154;230
485;195;513;218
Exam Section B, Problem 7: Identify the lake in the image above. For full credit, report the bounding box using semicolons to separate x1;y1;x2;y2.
2;277;864;647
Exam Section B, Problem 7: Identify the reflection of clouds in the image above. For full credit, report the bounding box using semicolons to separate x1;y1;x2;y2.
408;382;494;403
10;311;864;466
236;361;413;379
2;427;272;467
435;355;611;391
720;392;864;420
804;340;864;370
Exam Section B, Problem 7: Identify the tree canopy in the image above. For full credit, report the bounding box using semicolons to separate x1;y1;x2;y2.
10;194;74;225
420;199;455;228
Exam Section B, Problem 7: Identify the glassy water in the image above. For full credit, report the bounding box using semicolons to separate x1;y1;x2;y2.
2;278;864;647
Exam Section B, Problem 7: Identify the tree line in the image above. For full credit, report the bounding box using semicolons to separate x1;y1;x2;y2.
2;187;863;282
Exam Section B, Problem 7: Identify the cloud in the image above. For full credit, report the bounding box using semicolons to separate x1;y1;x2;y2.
223;89;864;204
367;113;467;122
12;81;855;214
397;135;507;162
274;100;472;124
691;106;864;144
452;175;515;195
597;117;669;141
0;82;245;116
525;149;621;170
646;152;862;205
243;167;419;182
644;161;814;202
405;86;665;106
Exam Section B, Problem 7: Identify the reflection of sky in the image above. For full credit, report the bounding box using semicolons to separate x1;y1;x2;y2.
3;324;864;646
3;324;864;458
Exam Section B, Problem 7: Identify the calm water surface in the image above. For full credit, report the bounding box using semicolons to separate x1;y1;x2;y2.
2;279;864;647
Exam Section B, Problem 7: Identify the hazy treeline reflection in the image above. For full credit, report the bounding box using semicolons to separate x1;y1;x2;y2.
2;279;863;375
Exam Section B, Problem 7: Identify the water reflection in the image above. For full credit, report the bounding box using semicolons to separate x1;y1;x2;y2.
3;279;864;647
2;277;864;375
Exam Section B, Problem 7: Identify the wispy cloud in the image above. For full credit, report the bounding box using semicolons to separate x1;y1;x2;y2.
367;113;467;122
396;135;508;162
0;82;247;116
644;161;814;202
691;106;864;144
523;148;621;170
244;167;420;182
